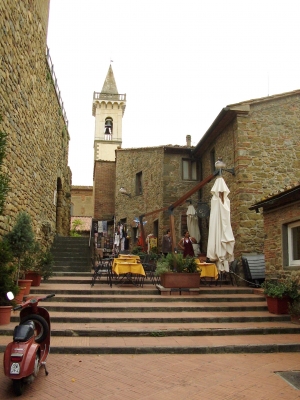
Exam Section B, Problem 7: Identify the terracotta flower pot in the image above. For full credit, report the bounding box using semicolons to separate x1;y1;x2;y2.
18;279;32;296
25;272;42;286
160;272;200;288
0;306;12;325
266;296;290;314
15;287;26;304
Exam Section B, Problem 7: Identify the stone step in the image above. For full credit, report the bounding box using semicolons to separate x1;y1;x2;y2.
1;275;298;354
8;310;290;324
0;334;299;354
36;294;266;303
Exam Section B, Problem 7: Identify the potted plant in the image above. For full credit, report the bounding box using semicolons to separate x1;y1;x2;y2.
261;277;299;315
23;244;54;285
5;211;36;289
155;253;200;288
288;299;300;324
0;240;19;324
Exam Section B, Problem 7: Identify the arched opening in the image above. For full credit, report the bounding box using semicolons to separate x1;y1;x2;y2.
55;178;63;235
104;117;113;140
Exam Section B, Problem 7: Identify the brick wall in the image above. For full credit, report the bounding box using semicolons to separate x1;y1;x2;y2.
263;201;300;273
94;161;116;220
71;186;93;216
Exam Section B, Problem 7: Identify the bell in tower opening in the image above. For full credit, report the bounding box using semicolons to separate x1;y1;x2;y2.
104;118;113;140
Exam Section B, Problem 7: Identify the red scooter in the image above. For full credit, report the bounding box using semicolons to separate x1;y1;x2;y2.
3;293;55;396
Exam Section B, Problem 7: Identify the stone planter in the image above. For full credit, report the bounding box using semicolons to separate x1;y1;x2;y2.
160;272;200;288
25;272;42;287
266;296;290;314
0;306;12;325
18;279;32;296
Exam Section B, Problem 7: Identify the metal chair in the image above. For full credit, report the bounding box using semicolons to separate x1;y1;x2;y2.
91;257;113;288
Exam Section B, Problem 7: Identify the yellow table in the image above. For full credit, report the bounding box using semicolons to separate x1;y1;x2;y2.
195;260;219;285
112;257;145;286
118;254;140;260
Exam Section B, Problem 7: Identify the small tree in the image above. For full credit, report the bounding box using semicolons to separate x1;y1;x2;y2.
5;212;35;285
70;218;83;237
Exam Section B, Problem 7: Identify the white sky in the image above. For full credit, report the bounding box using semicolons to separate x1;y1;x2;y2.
47;0;300;186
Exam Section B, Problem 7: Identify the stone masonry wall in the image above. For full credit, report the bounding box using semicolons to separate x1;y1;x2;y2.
0;0;71;244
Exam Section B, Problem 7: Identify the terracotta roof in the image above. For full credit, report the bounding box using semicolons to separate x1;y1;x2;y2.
249;181;300;211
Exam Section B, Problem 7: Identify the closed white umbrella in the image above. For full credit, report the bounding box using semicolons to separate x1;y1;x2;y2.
186;204;200;255
207;177;235;272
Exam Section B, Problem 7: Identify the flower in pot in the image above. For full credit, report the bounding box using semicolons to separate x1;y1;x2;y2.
155;253;200;289
261;277;299;315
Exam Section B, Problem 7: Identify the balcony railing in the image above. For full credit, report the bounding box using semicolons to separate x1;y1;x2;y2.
93;92;126;102
46;46;68;127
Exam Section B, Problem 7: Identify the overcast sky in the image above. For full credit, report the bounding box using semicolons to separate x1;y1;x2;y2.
47;0;300;186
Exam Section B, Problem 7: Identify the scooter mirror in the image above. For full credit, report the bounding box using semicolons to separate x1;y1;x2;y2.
7;292;14;301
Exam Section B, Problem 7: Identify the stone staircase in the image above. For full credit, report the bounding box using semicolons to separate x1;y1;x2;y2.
50;236;90;273
1;271;300;354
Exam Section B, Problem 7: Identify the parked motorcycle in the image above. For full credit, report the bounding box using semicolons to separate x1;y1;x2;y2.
3;293;55;396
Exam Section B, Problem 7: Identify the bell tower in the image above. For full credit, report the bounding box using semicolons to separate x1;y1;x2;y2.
92;65;126;161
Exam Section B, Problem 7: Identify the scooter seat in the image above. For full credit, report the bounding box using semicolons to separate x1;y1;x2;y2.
13;322;35;342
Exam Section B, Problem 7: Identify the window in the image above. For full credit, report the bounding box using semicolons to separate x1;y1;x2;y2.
288;221;300;266
210;149;215;173
136;171;143;195
182;159;198;180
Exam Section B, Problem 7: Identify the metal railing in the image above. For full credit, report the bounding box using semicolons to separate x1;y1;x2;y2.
46;46;69;127
93;92;126;102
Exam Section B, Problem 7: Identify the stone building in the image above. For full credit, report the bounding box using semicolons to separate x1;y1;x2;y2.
89;64;300;265
0;0;71;244
192;90;300;263
115;140;199;252
249;181;300;276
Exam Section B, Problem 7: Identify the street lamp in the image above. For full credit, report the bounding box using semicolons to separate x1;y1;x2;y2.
215;157;235;176
119;187;131;198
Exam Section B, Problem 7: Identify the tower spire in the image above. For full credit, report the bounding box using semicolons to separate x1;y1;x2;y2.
101;64;118;94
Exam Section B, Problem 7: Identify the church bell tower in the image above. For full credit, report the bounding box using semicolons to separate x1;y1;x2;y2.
92;65;126;161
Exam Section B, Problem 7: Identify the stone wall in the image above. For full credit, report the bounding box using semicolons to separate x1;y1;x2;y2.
0;0;71;245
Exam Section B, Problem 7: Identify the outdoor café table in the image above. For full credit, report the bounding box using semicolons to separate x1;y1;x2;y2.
112;257;145;287
195;259;219;285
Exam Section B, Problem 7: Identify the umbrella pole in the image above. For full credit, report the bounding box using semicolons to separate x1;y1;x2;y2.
170;213;176;253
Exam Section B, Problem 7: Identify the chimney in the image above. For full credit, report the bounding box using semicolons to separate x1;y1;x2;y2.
186;135;191;147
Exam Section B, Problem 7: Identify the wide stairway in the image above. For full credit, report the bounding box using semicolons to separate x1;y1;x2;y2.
1;236;300;354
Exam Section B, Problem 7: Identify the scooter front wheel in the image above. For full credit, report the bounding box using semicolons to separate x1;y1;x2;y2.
12;378;25;396
20;315;49;343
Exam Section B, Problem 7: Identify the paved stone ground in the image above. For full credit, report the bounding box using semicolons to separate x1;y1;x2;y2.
1;352;300;399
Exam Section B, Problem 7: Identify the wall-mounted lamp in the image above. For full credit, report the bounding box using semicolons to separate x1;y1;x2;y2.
215;157;235;176
119;187;131;198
